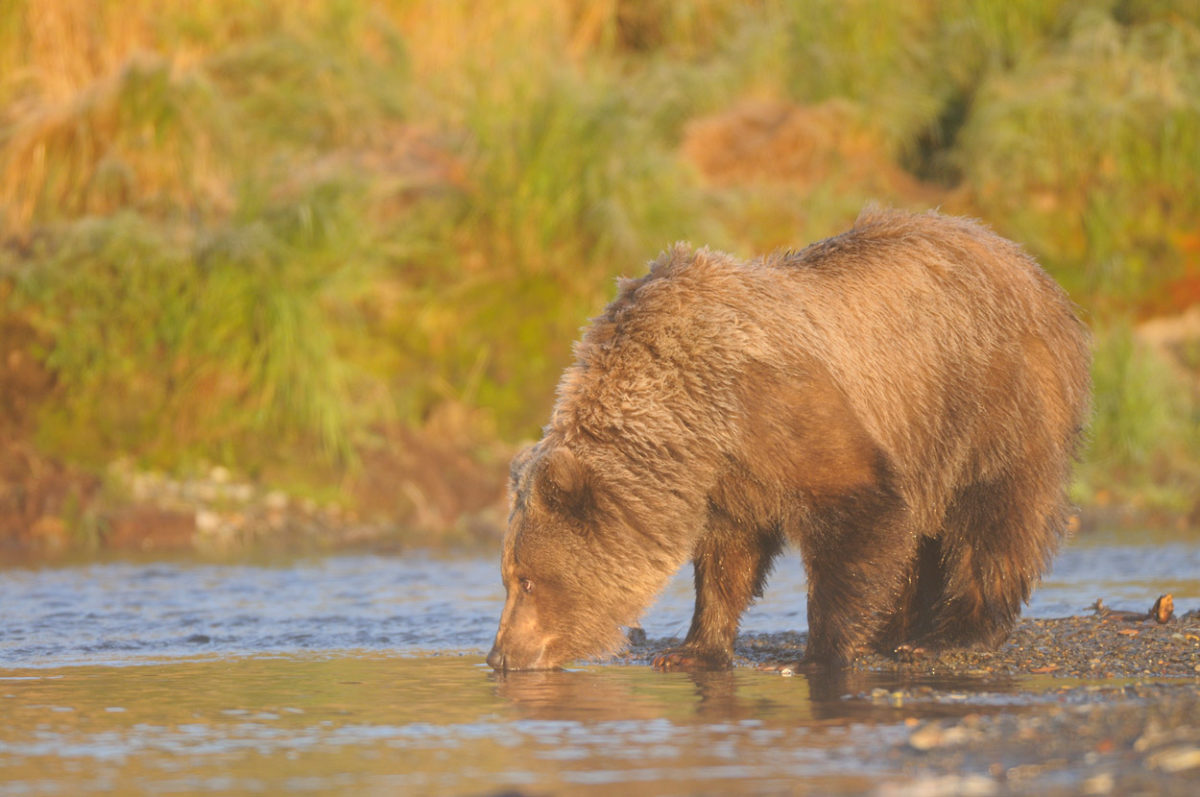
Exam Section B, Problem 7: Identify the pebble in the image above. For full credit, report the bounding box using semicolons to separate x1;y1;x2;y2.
1146;745;1200;773
907;722;970;751
879;773;997;796
1081;772;1114;795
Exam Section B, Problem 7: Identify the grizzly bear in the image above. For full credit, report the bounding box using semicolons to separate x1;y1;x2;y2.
486;207;1091;672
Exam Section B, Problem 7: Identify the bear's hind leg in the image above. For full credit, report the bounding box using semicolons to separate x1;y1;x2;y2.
929;473;1066;649
798;494;919;668
653;521;784;670
874;535;945;654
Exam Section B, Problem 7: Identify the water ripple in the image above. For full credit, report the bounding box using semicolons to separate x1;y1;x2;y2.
1;542;1197;668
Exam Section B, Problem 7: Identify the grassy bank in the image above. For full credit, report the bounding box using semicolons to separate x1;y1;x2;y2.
1;0;1198;550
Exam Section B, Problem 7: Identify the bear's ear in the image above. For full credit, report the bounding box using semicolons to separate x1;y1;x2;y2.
537;445;594;520
509;443;538;491
648;242;695;277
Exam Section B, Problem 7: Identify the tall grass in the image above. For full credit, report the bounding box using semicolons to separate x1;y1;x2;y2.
15;184;367;472
683;0;1084;172
385;24;710;436
0;55;233;238
1;0;1198;520
1081;324;1200;511
957;10;1200;311
1;0;404;479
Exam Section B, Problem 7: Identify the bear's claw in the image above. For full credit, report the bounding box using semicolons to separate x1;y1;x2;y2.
652;648;731;671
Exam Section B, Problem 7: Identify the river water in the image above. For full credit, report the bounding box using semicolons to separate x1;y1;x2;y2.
2;531;1198;795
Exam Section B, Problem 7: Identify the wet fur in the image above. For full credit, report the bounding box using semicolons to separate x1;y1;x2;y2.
488;207;1091;671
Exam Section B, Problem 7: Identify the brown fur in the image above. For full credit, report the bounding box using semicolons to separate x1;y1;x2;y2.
486;207;1091;672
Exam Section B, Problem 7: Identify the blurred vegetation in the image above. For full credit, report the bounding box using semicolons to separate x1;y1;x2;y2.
1;0;1198;536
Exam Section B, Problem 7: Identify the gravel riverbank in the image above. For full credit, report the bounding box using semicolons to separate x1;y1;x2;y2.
622;600;1200;794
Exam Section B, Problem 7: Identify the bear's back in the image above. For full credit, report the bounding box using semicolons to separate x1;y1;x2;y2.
755;208;1089;516
554;209;1089;518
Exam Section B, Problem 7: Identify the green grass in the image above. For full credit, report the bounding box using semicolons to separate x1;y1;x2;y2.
1077;324;1200;512
956;9;1200;310
14;188;367;472
1;0;1198;525
402;58;708;435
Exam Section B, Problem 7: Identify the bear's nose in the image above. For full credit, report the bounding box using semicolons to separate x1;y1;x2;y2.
486;645;505;671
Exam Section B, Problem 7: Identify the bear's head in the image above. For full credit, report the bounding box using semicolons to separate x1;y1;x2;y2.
487;443;647;671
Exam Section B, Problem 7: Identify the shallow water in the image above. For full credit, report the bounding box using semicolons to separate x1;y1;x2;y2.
3;540;1197;668
1;534;1198;794
0;656;1029;795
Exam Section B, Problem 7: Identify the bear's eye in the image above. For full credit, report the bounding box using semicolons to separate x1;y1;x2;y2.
519;578;534;594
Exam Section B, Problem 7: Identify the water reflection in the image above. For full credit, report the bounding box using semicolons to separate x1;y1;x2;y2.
1;644;1190;794
0;656;863;794
489;667;793;724
488;663;1025;726
0;654;1055;796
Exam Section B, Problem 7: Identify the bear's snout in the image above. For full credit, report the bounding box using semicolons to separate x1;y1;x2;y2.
488;590;553;671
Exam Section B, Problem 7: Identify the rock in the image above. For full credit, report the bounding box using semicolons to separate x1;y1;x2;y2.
1151;594;1174;624
265;490;290;511
195;509;222;534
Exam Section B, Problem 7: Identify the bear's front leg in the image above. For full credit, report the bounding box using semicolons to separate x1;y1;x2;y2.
653;524;783;671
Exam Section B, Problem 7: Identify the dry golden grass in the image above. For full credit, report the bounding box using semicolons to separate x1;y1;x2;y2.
1;54;232;239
